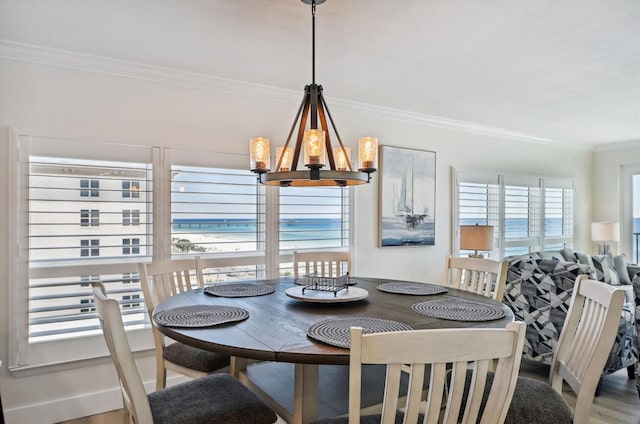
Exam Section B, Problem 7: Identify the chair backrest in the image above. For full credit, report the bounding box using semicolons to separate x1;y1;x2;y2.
550;274;626;423
292;250;351;278
139;257;205;315
443;256;508;301
347;321;526;424
92;282;154;423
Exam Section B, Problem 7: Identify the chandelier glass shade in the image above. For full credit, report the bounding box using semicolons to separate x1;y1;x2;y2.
249;0;377;187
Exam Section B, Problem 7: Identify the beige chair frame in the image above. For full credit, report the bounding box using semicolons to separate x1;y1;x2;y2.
548;274;626;423
292;250;351;278
345;322;526;424
139;257;214;389
93;282;157;423
443;256;508;301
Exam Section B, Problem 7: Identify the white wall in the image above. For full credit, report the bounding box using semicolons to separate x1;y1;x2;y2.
592;144;640;257
0;56;594;423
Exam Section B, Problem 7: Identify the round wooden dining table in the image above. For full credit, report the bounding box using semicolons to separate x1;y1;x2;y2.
152;276;514;424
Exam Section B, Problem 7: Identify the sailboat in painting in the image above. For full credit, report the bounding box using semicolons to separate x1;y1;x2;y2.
395;161;429;230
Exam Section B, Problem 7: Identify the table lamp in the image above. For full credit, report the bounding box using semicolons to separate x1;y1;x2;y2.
591;222;619;255
460;224;494;258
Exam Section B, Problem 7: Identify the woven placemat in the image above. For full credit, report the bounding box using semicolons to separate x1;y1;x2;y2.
204;283;275;298
153;305;249;328
412;298;505;322
376;281;448;296
307;316;413;348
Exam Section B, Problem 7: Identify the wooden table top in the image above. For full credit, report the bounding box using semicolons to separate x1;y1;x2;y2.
153;277;514;366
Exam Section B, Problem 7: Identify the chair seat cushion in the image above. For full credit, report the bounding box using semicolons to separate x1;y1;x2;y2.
164;342;230;372
312;411;424;424
460;370;573;424
505;376;573;424
148;373;276;424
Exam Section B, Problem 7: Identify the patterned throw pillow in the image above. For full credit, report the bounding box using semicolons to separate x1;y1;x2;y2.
590;255;620;285
613;254;632;285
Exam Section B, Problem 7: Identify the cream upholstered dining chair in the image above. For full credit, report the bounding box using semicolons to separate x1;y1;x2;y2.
500;274;627;424
443;255;508;301
293;250;351;278
139;257;230;390
312;321;526;424
92;283;277;424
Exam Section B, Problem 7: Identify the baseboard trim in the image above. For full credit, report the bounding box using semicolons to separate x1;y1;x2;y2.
4;375;189;424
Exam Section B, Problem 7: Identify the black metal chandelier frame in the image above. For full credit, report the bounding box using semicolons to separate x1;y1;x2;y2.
252;0;376;187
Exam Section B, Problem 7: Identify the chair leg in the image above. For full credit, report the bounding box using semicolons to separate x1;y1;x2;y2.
627;364;636;379
156;360;167;390
595;376;603;397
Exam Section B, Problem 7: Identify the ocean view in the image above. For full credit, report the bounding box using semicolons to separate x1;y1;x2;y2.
174;217;640;238
172;218;346;251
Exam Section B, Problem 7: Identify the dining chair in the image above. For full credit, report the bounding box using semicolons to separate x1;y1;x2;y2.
139;257;230;390
292;250;351;278
500;274;627;424
92;283;277;424
443;255;508;301
312;321;526;424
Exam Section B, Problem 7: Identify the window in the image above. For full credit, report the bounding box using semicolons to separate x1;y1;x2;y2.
80;275;100;288
122;294;141;308
80;179;99;197
80;239;100;257
122;209;140;226
122;180;140;198
122;238;140;255
278;186;350;276
170;166;264;255
15;136;154;370
454;170;574;258
122;272;140;285
80;209;99;227
80;298;96;313
11;136;353;369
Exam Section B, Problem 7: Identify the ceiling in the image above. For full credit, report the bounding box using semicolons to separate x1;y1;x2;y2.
1;0;639;149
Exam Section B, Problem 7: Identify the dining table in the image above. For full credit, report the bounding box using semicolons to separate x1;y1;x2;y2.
152;276;514;424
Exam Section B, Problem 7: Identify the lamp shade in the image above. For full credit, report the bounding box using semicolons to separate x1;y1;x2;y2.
460;225;494;252
591;222;619;242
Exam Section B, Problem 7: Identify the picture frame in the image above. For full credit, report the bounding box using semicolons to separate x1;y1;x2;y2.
379;145;436;247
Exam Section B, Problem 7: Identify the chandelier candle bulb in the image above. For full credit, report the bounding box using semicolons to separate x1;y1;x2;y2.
358;137;378;170
276;146;293;172
249;137;271;172
334;147;351;171
303;129;326;166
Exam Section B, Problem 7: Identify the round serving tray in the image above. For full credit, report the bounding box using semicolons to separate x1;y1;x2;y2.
285;286;369;303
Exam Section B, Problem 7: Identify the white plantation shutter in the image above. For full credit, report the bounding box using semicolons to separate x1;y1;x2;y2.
27;155;152;342
279;186;350;276
543;179;574;250
454;169;574;258
169;164;266;282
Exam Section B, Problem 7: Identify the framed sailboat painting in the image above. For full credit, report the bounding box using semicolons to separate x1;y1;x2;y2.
379;145;436;247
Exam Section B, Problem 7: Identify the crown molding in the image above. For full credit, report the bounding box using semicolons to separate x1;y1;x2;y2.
593;139;640;152
0;39;566;147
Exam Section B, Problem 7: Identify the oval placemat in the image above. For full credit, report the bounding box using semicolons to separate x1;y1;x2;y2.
376;281;448;296
412;298;505;322
307;316;413;348
204;283;275;298
153;305;249;328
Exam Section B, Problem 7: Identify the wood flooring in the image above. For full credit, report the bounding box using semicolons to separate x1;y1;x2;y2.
57;362;640;424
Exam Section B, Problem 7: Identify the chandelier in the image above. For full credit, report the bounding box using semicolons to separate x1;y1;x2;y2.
249;0;377;187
